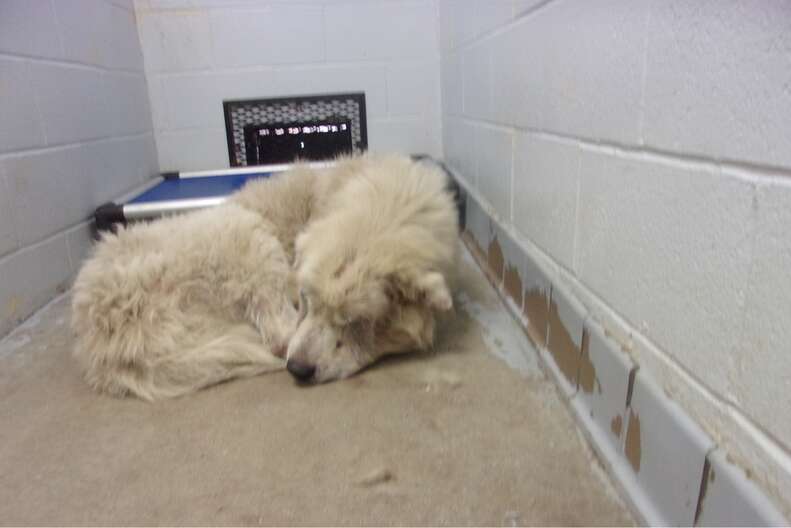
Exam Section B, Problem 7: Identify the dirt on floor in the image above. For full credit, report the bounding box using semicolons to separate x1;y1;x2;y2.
0;255;634;526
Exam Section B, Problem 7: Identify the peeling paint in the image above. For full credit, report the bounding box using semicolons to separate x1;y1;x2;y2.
611;415;623;438
523;288;549;347
546;298;582;386
487;236;505;284
578;329;599;394
625;409;642;473
503;264;523;309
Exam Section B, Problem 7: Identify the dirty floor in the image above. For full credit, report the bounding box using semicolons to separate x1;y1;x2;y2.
0;251;634;526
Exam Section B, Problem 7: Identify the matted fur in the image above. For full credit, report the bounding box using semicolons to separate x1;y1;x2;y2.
71;154;458;399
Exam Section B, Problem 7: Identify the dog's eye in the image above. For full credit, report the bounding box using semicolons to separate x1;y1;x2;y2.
298;289;309;321
336;340;343;349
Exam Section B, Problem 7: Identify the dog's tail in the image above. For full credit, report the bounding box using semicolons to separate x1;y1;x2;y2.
141;324;284;400
75;322;285;401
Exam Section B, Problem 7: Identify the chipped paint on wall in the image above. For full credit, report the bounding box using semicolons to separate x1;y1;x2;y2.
626;409;642;473
546;298;582;387
611;414;623;439
503;263;523;311
487;236;505;286
578;328;599;395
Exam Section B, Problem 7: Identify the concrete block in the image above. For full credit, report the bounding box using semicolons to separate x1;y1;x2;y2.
0;0;62;59
65;221;95;274
443;118;477;187
489;20;544;128
4;148;95;247
543;284;586;396
0;234;71;338
463;194;492;264
0;168;19;258
156;129;228;172
737;182;791;444
442;0;512;48
624;371;714;526
475;126;512;218
462;42;490;120
0;59;46;153
440;52;463;116
492;0;646;143
325;1;436;61
513;0;547;17
368;117;440;158
438;0;455;51
29;63;111;144
696;448;788;527
643;1;791;168
513;133;579;271
576;150;754;404
54;0;114;68
136;10;213;73
104;3;146;71
573;318;636;457
209;6;324;68
104;73;153;136
387;60;440;118
145;75;169;130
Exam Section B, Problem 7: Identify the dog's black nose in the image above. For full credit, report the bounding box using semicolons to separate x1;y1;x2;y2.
286;360;315;381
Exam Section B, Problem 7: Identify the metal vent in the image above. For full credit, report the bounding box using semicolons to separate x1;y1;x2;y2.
223;93;367;167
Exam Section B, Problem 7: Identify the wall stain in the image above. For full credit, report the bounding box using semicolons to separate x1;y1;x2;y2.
578;329;600;394
487;236;505;284
625;410;642;473
503;264;523;309
523;288;549;347
610;415;623;439
5;296;20;318
546;298;582;386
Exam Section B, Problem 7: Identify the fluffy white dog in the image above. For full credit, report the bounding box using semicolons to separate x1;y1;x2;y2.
71;154;458;399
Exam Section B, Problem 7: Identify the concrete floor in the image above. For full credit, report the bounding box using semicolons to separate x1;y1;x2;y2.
0;252;634;526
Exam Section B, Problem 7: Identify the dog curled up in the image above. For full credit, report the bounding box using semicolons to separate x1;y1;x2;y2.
71;154;459;400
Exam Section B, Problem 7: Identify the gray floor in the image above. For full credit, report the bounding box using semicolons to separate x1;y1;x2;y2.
0;251;634;526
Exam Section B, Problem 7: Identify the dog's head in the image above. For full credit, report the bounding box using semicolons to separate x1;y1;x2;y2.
285;226;454;383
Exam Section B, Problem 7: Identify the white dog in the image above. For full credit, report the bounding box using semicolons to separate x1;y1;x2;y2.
71;154;458;399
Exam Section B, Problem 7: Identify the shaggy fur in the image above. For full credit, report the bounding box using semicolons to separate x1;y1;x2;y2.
71;154;458;399
288;155;459;382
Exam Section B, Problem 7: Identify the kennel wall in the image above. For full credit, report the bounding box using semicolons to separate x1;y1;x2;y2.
0;0;159;337
134;0;442;171
440;0;791;523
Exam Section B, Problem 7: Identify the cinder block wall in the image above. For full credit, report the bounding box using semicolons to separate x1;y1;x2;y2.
440;0;791;516
0;0;158;338
134;0;442;171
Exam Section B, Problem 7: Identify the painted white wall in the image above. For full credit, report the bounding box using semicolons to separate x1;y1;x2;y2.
440;0;791;516
0;0;159;337
134;0;442;171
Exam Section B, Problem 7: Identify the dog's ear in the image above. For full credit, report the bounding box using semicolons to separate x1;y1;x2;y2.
389;270;453;312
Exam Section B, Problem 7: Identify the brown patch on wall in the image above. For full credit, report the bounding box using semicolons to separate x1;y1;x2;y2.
578;329;599;394
461;231;486;263
610;415;623;439
625;410;642;473
487;237;505;284
503;264;523;309
546;298;582;386
523;288;549;347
